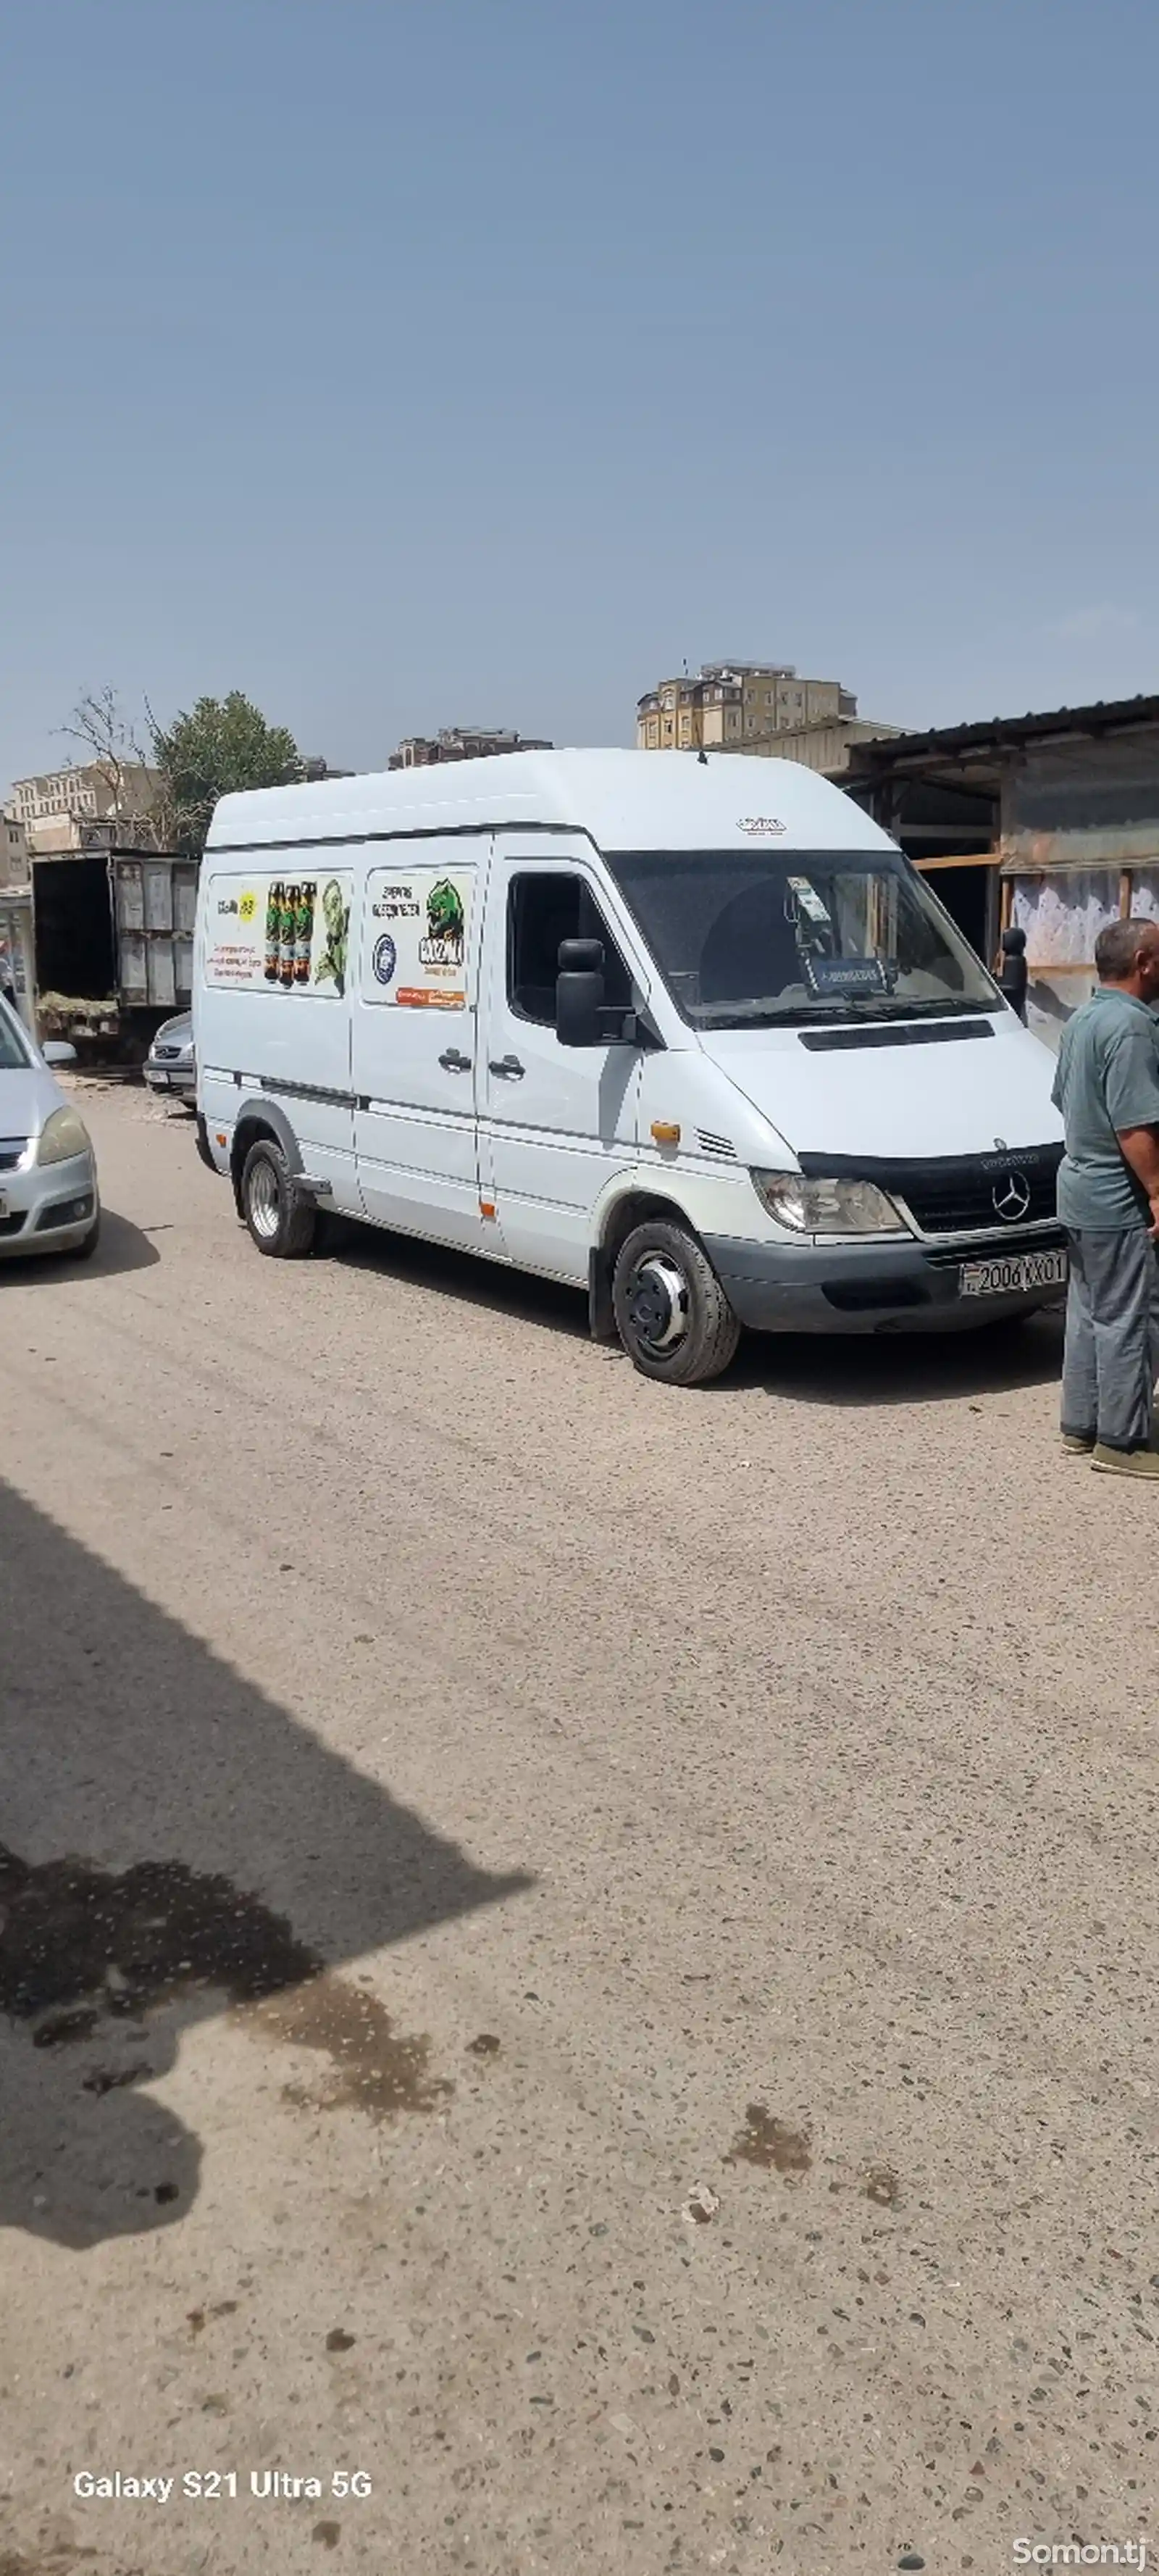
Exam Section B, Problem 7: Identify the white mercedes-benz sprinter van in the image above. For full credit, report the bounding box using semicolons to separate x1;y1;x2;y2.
193;749;1065;1385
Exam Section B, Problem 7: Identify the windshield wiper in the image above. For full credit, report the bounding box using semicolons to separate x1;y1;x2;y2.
695;994;997;1030
869;997;996;1020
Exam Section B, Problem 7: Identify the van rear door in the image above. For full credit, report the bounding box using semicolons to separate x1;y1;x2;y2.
351;833;488;1248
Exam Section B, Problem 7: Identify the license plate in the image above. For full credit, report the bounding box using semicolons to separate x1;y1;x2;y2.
961;1248;1067;1298
150;1069;170;1085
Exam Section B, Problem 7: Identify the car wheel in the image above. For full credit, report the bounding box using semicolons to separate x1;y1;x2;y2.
240;1138;316;1258
611;1218;740;1385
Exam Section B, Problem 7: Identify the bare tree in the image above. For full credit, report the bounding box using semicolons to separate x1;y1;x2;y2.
57;688;175;850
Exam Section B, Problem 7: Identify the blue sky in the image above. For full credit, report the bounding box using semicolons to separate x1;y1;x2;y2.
1;0;1155;791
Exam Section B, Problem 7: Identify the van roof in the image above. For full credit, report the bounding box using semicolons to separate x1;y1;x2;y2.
205;748;895;858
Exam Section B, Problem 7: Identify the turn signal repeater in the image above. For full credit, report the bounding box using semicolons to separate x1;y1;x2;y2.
650;1121;681;1147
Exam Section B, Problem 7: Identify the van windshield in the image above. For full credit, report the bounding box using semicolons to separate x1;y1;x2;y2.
606;848;1000;1029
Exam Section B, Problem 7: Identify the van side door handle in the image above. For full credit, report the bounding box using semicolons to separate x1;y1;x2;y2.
488;1054;525;1080
438;1047;472;1072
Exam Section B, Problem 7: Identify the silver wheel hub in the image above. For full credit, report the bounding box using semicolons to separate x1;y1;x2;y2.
628;1253;690;1352
248;1159;280;1240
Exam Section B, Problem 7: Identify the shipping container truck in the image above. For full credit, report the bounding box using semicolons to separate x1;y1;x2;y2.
32;838;198;1058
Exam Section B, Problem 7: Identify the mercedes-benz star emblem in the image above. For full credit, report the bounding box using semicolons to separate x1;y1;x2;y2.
992;1171;1032;1223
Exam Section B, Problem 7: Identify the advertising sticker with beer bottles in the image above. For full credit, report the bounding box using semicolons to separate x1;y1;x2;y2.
362;866;472;1009
206;873;353;997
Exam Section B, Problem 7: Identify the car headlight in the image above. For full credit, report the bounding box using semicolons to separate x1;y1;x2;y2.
36;1106;93;1166
752;1169;907;1235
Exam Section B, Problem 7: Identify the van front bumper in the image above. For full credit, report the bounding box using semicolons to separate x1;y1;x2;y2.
703;1226;1068;1335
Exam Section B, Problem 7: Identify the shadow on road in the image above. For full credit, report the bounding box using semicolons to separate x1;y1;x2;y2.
734;1305;1065;1409
0;1479;531;2251
325;1213;588;1341
1;1209;161;1285
326;1215;1063;1409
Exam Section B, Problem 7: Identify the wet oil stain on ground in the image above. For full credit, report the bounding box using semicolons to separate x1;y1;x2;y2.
729;2103;813;2177
0;1844;317;2025
260;1972;451;2122
0;1843;450;2128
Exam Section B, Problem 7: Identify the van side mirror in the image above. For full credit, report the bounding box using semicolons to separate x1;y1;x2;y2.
556;938;606;1047
998;924;1027;1022
43;1040;78;1067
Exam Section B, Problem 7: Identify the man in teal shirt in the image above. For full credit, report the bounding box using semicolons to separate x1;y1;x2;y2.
1052;915;1159;1475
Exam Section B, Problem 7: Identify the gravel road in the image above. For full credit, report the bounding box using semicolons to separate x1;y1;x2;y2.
1;1085;1155;2576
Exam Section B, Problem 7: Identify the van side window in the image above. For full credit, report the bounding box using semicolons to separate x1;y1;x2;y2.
507;875;632;1027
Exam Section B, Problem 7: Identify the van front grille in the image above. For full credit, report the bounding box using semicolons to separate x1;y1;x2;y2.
796;1144;1063;1241
898;1167;1060;1235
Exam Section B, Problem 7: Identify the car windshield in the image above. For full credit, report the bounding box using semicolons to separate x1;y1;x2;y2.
0;998;32;1069
606;848;1000;1029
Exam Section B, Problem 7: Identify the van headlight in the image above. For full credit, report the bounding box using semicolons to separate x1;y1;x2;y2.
36;1106;92;1166
752;1170;906;1235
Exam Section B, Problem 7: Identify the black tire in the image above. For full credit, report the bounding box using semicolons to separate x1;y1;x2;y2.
70;1208;101;1262
240;1137;316;1259
611;1218;740;1385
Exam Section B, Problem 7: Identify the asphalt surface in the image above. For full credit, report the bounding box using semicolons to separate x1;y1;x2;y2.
1;1085;1155;2576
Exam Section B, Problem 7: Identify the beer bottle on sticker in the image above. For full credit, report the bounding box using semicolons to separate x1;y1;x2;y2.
264;883;283;981
280;885;298;987
294;883;316;984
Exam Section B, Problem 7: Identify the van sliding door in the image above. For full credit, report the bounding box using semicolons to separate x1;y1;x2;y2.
351;832;489;1248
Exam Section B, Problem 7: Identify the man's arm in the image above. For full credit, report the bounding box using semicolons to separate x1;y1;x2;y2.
1117;1126;1159;1237
1103;1023;1159;1235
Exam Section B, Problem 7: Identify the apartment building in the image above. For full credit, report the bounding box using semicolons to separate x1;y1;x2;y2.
1;806;30;886
9;760;162;856
637;662;851;749
635;661;895;772
389;726;553;770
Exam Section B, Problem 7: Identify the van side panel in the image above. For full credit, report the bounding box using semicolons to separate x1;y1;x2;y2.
351;833;489;1249
197;858;359;1213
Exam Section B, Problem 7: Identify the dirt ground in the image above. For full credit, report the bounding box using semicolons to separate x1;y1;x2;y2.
1;1085;1155;2576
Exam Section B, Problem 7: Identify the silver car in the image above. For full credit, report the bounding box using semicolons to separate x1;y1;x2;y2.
0;999;100;1259
143;1010;195;1103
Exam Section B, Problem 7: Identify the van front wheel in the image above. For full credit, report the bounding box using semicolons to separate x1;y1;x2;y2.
611;1220;740;1385
240;1138;316;1259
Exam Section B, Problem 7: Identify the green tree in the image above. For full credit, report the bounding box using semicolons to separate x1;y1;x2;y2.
150;691;302;857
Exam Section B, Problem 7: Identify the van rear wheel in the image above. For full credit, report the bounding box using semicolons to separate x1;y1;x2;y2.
611;1219;740;1385
240;1138;316;1259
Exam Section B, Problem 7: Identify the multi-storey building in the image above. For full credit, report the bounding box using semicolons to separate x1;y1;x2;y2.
389;727;553;771
635;661;892;772
8;760;162;856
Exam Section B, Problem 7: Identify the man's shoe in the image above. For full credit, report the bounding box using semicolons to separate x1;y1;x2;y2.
1091;1442;1159;1478
1061;1430;1096;1454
